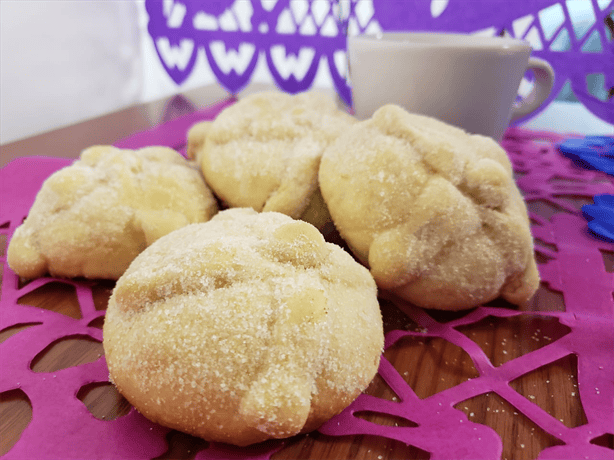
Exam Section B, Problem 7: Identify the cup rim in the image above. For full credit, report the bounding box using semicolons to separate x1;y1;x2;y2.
349;31;532;50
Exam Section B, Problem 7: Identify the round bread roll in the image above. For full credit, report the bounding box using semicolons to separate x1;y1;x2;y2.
319;104;539;311
103;208;383;446
187;91;356;231
7;145;218;279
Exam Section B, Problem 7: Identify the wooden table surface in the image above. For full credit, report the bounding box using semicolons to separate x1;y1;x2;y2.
1;87;612;460
2;218;611;460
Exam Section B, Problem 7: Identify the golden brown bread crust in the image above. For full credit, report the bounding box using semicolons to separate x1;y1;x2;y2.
7;145;218;280
319;104;539;310
103;208;383;446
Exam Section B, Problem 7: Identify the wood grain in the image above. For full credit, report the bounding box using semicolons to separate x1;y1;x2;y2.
0;200;589;459
0;277;579;459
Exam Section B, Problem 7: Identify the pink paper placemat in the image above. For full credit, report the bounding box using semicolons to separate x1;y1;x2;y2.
1;106;613;460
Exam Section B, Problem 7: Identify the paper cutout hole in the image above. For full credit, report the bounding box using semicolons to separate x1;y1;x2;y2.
553;194;595;213
423;308;476;324
151;429;209;460
353;410;419;428
590;433;614;450
456;314;571;367
17;276;36;290
599;249;614;273
17;281;81;319
523;282;567;312
586;72;611;102
363;372;401;402
529;215;543;228
0;388;32;456
0;322;43;344
384;336;479;400
527;199;569;221
380;297;422;334
0;232;6;257
30;334;103;373
533;236;558;255
87;316;105;330
483;297;521;311
272;431;430;460
547;175;592;195
510;353;588;429
77;381;131;421
454;392;564;460
202;439;281;460
91;280;115;311
534;248;557;265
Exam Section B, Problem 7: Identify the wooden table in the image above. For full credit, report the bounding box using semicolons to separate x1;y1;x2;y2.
1;88;613;460
2;255;610;459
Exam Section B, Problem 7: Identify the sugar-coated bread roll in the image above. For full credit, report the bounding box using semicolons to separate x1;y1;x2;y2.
103;208;383;446
319;105;539;310
7;146;218;280
187;91;356;231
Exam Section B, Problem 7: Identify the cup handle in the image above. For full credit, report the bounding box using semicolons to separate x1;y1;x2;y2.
510;57;555;121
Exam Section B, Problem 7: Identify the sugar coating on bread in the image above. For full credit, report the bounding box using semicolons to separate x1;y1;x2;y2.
187;91;356;230
319;104;539;310
103;208;383;446
7;146;218;279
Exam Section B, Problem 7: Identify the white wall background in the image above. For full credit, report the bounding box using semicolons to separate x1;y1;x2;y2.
0;0;341;144
1;0;611;145
1;1;144;144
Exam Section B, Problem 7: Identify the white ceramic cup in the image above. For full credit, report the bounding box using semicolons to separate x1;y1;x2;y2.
348;32;555;140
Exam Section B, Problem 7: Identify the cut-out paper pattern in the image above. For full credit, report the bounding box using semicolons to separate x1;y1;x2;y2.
558;135;614;176
145;0;614;123
583;193;614;242
1;102;613;459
